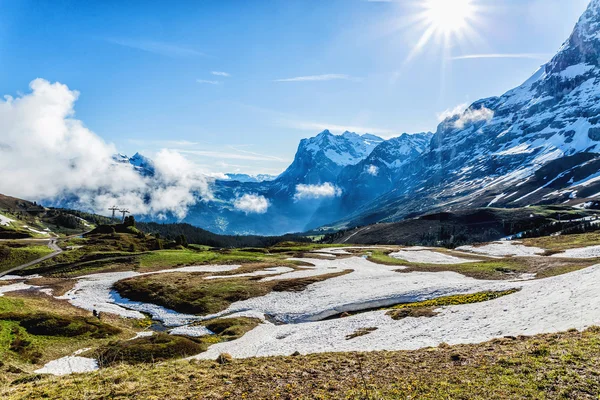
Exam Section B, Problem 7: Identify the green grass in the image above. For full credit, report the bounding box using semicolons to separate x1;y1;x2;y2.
5;327;600;399
0;296;137;376
522;231;600;252
93;317;261;367
138;249;271;269
0;244;53;272
386;290;519;320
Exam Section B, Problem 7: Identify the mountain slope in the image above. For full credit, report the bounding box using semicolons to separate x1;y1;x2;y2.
327;0;600;230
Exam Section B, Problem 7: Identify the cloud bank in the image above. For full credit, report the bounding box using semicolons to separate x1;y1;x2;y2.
294;183;342;200
233;194;269;214
0;79;213;219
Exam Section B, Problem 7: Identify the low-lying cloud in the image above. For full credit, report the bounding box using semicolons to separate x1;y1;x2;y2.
233;194;269;214
366;165;379;176
294;183;342;200
438;103;494;129
0;79;213;219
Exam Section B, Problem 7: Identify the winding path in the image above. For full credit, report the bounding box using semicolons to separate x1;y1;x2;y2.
0;237;63;278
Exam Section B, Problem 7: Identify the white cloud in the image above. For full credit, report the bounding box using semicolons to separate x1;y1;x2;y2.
437;103;494;129
196;79;220;85
275;74;360;83
233;194;269;214
366;165;379;176
106;38;205;58
211;71;231;77
452;53;552;61
0;79;213;220
437;103;469;122
294;183;342;200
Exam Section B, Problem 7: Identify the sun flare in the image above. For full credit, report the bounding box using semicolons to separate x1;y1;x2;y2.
424;0;475;34
406;0;483;62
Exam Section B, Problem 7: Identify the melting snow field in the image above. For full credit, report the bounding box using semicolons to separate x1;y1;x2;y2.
457;241;545;257
195;263;600;359
57;265;240;325
551;245;600;259
201;257;515;324
389;249;480;264
6;243;600;368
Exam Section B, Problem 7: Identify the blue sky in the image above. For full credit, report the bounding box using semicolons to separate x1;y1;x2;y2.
0;0;591;175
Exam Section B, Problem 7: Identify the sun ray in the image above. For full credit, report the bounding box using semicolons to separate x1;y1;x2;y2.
403;0;485;63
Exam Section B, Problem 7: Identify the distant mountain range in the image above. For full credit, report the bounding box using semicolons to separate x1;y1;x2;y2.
53;0;600;235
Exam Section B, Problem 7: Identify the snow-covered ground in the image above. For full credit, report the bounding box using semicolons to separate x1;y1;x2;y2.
35;355;98;376
457;241;545;257
195;263;600;359
0;282;38;296
7;243;600;367
58;265;239;325
200;257;516;324
0;213;14;227
389;250;480;264
551;245;600;259
204;266;293;280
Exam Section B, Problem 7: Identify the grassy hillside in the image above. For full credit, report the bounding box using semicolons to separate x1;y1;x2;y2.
3;327;599;399
322;206;600;247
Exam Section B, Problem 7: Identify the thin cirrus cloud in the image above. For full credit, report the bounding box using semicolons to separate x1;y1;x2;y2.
211;71;231;77
175;149;290;163
451;53;553;60
196;79;221;85
105;38;206;58
274;74;360;83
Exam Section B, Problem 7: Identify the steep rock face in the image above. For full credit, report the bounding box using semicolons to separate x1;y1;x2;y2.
326;132;433;219
277;130;383;185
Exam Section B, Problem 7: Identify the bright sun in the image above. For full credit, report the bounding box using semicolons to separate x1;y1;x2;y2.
405;0;482;62
424;0;475;34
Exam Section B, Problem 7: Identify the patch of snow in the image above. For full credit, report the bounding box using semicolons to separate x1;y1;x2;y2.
0;213;14;227
169;325;212;337
487;193;506;207
311;248;352;255
457;241;545;257
0;282;37;296
551;245;600;259
131;331;154;340
204;267;294;280
35;356;98;376
389;250;480;264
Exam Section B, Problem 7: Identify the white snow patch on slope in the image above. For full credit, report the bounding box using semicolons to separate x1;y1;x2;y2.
457;241;544;257
0;282;37;296
389;250;480;264
194;264;600;359
35;356;98;376
551;245;600;259
204;267;294;280
0;213;14;226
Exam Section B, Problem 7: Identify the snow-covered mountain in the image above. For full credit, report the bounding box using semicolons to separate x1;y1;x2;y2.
277;130;384;185
329;0;600;229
